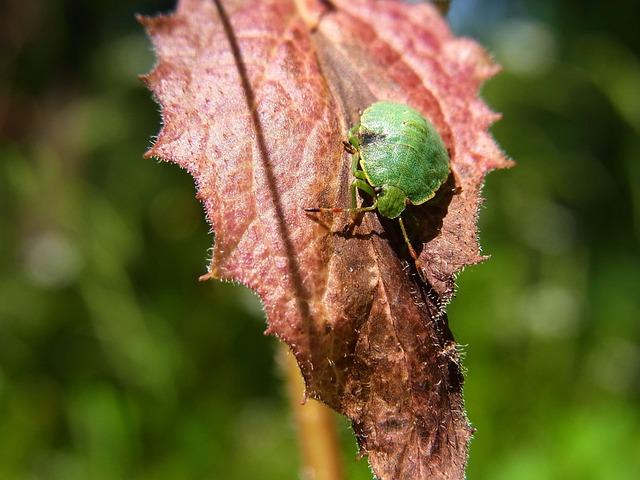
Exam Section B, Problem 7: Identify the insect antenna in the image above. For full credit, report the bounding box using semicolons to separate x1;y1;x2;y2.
304;207;347;213
304;204;377;214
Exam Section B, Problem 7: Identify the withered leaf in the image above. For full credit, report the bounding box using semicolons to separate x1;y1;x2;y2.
139;0;510;478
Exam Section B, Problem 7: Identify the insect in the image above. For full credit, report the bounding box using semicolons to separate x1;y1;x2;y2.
305;101;451;277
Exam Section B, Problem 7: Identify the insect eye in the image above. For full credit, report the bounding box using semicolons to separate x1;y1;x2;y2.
374;186;383;194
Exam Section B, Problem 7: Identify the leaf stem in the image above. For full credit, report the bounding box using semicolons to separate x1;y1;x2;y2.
280;344;344;480
432;0;452;15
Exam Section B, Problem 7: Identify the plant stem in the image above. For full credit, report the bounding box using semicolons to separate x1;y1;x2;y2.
432;0;452;15
280;344;344;480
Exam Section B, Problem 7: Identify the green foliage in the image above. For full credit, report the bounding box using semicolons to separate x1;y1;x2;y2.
1;1;638;479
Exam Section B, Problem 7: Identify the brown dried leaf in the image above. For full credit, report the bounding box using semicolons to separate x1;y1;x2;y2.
139;0;510;478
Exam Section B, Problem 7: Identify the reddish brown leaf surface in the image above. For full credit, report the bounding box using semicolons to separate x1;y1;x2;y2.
140;0;510;478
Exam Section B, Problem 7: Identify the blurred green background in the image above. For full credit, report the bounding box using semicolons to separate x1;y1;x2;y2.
1;0;638;479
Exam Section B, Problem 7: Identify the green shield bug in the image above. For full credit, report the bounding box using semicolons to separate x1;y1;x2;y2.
305;101;451;278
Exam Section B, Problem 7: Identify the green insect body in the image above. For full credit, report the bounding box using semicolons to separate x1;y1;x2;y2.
306;101;451;277
355;101;450;217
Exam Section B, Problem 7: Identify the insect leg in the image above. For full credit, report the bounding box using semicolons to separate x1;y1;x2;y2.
398;216;426;282
347;124;360;150
350;178;375;211
304;179;376;216
343;140;357;155
353;169;368;181
350;151;361;175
